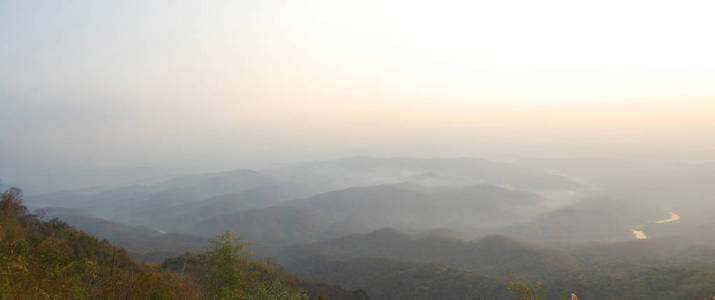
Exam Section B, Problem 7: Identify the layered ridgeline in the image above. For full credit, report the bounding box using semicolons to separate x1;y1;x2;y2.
18;157;715;299
191;183;551;244
277;228;715;299
30;157;715;247
27;157;580;237
8;188;715;299
0;187;368;299
513;158;715;243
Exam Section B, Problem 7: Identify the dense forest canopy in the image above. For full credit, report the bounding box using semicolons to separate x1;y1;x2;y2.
0;186;367;299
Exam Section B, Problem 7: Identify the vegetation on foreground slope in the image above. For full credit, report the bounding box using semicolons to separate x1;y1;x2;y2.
0;186;366;299
3;184;714;299
280;229;715;299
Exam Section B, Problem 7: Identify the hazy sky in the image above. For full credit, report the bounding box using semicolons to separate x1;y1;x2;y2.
2;0;715;182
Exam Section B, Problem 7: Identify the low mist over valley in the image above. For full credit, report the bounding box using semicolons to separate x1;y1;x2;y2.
5;156;714;299
2;0;715;298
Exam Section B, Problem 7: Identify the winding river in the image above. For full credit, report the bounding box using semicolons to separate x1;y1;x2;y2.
631;212;681;239
655;212;681;224
631;230;647;239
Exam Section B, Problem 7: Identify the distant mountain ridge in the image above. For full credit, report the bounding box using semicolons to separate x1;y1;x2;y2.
14;157;715;299
276;227;715;299
191;182;555;244
29;156;582;243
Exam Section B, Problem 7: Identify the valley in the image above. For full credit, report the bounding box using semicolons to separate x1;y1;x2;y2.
21;157;715;299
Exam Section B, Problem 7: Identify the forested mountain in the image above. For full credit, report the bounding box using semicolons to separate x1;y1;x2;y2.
288;230;577;280
278;252;512;300
191;182;553;244
263;157;578;198
499;195;715;244
16;157;715;299
276;228;715;299
519;158;715;225
28;170;281;227
5;0;715;296
498;197;661;242
27;157;581;234
280;227;715;276
34;206;209;262
0;186;369;299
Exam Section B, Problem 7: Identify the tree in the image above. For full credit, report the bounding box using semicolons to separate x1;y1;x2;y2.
203;230;253;299
202;230;307;300
508;272;554;300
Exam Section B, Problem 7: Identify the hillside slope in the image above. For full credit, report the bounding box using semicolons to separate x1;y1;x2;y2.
193;183;552;244
1;187;369;300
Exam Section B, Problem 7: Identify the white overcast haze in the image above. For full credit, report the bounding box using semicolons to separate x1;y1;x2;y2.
1;0;715;193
